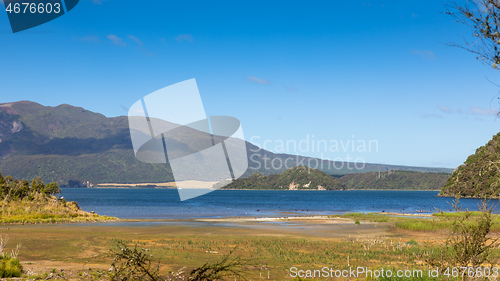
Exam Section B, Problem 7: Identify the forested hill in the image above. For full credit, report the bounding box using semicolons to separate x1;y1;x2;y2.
440;132;500;198
221;166;345;190
222;168;449;191
339;170;450;190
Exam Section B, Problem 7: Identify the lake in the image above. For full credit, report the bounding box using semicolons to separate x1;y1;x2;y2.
59;189;496;219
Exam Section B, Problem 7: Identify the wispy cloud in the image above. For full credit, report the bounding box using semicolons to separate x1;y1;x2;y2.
437;105;451;113
107;34;126;46
176;34;193;43
128;35;143;46
428;105;498;120
284;85;297;91
470;106;497;116
411;49;436;60
248;75;271;85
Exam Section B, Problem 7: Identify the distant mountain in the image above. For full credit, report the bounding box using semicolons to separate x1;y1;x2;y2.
339;170;450;190
0;101;453;186
440;132;500;198
221;166;345;190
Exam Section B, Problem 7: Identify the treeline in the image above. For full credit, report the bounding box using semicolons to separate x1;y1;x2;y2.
223;168;450;191
222;166;345;190
0;174;60;202
339;170;449;190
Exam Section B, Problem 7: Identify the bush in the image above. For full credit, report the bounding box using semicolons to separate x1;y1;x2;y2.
0;255;22;277
426;197;498;274
109;240;246;281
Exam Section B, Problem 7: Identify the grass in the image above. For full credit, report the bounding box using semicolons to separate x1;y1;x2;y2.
2;209;500;279
337;211;500;232
2;221;476;280
0;193;116;224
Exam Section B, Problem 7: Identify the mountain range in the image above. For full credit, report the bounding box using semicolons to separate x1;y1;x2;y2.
0;101;453;186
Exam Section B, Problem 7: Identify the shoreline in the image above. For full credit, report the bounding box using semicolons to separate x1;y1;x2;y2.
0;212;435;226
82;186;442;192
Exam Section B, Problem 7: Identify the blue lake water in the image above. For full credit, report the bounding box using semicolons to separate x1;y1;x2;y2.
59;189;497;219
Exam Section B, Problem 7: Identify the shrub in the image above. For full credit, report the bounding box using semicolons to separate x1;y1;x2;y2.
109;240;246;281
0;255;22;277
426;197;498;274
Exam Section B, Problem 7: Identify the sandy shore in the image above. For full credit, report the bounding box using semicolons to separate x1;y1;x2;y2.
96;180;219;189
194;215;353;223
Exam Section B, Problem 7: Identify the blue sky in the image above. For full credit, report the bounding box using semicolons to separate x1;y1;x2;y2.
0;0;499;168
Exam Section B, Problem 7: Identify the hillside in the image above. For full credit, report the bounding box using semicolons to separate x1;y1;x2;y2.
0;101;453;186
221;166;345;190
440;132;500;198
339;170;450;190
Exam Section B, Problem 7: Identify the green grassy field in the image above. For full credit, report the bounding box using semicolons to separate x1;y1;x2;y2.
338;212;500;232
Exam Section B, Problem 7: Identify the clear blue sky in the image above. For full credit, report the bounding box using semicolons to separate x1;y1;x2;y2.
0;0;499;169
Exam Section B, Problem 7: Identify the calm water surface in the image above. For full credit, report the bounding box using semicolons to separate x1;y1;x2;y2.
60;189;494;219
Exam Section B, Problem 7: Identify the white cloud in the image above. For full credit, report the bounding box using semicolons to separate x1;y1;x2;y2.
411;49;436;60
107;34;126;46
248;75;271;85
176;34;193;43
284;85;297;91
437;105;452;113
128;35;143;46
470;106;497;116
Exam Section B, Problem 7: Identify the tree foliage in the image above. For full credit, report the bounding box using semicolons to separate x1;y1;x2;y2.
221;166;345;190
426;198;498;276
340;170;450;190
0;173;60;203
447;199;497;268
446;0;500;69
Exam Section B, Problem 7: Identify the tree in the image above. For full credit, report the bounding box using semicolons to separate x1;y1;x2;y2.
446;199;498;269
446;0;500;69
42;182;61;196
426;198;499;279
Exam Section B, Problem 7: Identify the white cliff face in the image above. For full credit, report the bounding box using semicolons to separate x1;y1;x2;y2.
289;181;299;190
12;121;23;133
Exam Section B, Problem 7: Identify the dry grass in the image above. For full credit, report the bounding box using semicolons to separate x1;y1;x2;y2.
0;193;116;224
0;219;468;280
